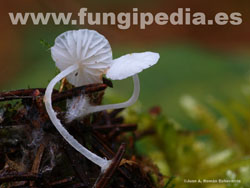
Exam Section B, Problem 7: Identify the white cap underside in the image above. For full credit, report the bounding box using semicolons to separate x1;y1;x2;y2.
51;29;112;86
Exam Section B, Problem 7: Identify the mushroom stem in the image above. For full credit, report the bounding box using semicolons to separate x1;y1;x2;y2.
87;74;140;113
44;64;111;170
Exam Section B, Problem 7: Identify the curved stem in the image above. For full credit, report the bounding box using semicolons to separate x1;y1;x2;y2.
44;64;111;169
87;74;140;113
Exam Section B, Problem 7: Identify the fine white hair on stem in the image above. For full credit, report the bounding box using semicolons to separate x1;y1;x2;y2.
44;64;111;170
66;74;140;119
66;95;91;123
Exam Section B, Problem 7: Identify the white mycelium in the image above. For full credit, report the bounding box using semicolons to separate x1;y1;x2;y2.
66;95;91;123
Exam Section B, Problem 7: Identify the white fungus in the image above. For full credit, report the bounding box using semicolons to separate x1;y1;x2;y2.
44;29;112;171
51;29;112;86
44;29;160;173
84;52;159;114
66;95;91;123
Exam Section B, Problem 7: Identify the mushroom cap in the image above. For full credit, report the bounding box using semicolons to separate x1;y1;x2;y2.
106;52;159;80
51;29;112;86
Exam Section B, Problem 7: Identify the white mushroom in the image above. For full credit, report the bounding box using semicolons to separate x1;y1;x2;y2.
51;29;112;86
44;29;160;173
85;52;160;114
44;29;113;171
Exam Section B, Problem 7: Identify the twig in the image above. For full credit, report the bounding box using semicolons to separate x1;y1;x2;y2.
95;143;126;188
31;143;45;173
30;142;46;186
52;84;107;102
0;84;107;102
0;172;41;183
93;124;137;132
92;132;149;187
49;176;74;187
0;88;49;97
